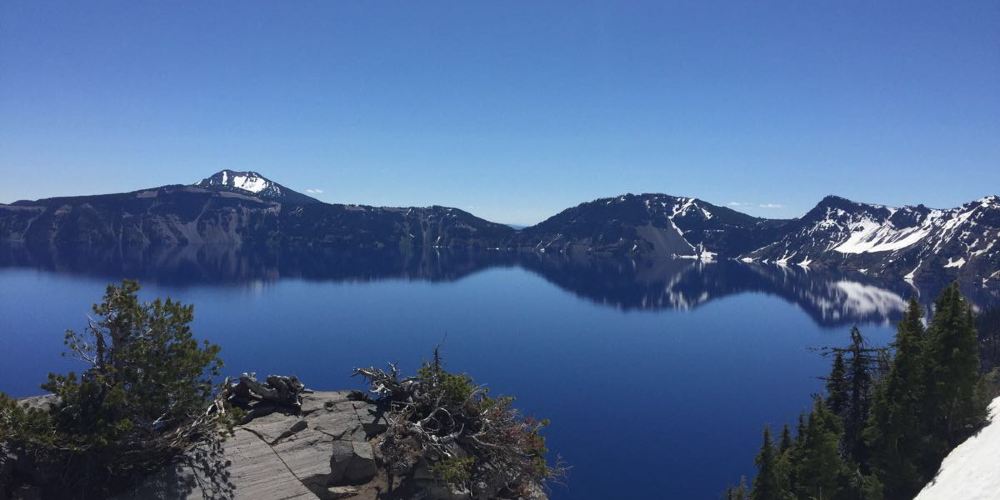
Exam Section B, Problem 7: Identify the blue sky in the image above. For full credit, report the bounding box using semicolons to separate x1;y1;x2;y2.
1;1;998;224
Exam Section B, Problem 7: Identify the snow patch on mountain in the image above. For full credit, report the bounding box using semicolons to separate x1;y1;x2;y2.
229;172;272;194
745;194;1000;285
943;257;967;269
833;215;937;254
204;170;277;195
194;170;320;205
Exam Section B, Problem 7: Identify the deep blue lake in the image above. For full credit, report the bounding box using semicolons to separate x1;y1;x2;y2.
0;247;940;499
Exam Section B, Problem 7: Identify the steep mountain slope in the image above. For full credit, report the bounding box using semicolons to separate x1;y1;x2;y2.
515;193;787;258
196;169;320;205
1;185;279;247
744;195;1000;286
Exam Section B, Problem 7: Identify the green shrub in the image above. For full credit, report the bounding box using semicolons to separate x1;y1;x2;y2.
429;455;475;485
1;280;228;498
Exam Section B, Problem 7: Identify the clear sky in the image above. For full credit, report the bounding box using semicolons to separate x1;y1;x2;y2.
1;1;998;224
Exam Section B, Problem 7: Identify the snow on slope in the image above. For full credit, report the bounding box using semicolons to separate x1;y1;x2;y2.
744;195;1000;285
224;170;270;194
830;197;999;256
194;170;320;205
915;396;1000;500
832;213;938;254
209;170;276;195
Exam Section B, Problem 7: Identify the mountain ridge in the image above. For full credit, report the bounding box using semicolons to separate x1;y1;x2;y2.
1;171;997;289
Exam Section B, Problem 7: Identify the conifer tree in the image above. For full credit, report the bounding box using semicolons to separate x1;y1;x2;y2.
793;398;848;500
922;283;987;472
795;413;806;446
723;477;749;500
865;298;927;500
775;423;796;497
826;351;849;416
751;426;786;500
778;424;793;455
843;327;875;468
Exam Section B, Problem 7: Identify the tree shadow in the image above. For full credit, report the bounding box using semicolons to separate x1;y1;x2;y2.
116;435;235;500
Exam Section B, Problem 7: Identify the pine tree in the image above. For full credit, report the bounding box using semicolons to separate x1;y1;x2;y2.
921;283;987;474
826;351;849;416
793;398;849;500
27;280;227;496
795;413;806;446
779;424;793;455
776;423;796;497
723;476;749;500
842;327;875;469
977;306;1000;371
751;426;787;500
865;298;927;500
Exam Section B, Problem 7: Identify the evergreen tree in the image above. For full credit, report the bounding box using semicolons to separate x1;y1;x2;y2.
723;476;749;500
751;426;787;500
778;424;793;455
5;280;228;497
826;351;849;416
843;327;875;468
977;306;1000;371
793;398;849;500
865;298;928;500
775;423;796;497
795;413;806;446
921;283;987;473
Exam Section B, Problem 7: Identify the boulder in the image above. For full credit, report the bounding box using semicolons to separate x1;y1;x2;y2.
329;441;377;486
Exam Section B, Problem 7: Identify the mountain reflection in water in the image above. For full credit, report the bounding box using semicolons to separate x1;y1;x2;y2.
3;244;994;328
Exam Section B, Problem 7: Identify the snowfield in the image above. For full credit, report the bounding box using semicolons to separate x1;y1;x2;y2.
223;171;271;194
915;396;1000;500
832;214;937;254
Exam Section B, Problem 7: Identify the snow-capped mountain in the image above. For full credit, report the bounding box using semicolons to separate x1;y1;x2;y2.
1;174;997;291
510;192;999;288
516;193;788;259
744;195;1000;286
195;170;320;205
0;172;512;249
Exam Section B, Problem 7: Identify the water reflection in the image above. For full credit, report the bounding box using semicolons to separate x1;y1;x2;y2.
1;243;995;327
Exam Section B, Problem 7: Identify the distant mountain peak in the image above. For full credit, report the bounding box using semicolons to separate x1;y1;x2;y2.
198;170;274;194
195;170;319;205
977;195;999;206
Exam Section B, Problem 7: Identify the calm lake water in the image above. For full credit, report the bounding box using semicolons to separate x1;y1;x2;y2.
0;247;940;499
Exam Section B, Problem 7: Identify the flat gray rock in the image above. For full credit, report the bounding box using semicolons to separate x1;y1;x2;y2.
116;391;383;500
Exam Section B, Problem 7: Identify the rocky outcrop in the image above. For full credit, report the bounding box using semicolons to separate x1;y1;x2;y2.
112;388;548;500
118;391;387;500
7;379;549;500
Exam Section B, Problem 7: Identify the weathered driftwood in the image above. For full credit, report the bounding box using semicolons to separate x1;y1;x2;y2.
353;360;558;499
352;364;420;402
221;373;310;417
